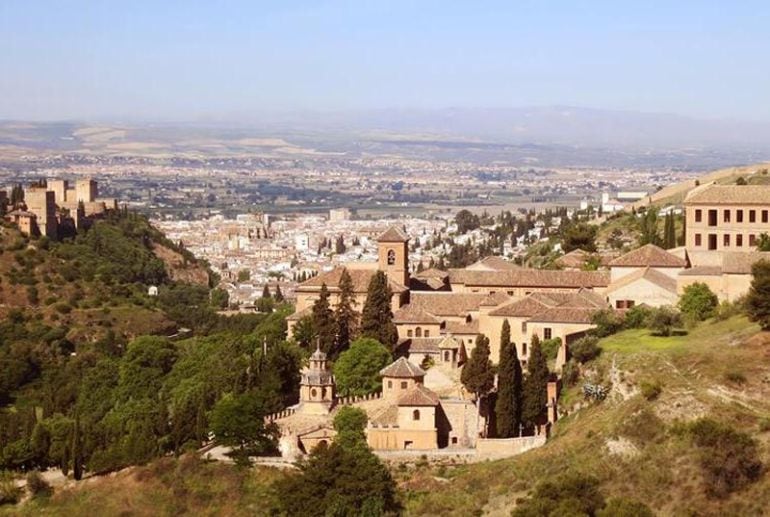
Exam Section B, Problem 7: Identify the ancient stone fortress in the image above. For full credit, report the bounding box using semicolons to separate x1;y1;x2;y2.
5;178;118;239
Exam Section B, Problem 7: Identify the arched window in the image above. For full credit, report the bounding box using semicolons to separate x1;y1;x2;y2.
444;351;451;362
387;249;396;265
415;327;422;337
413;409;420;421
311;388;317;398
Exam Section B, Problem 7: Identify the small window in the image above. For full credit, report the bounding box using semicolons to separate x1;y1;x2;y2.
311;388;317;398
615;300;625;309
400;381;408;389
522;342;528;356
708;209;717;226
695;233;702;246
708;234;717;250
521;321;527;333
451;437;458;444
750;210;757;223
544;328;552;340
415;327;422;338
695;209;702;222
387;249;396;265
388;380;393;389
627;300;635;309
507;290;514;296
724;234;730;247
763;210;768;223
424;330;430;337
737;210;744;223
412;409;420;421
737;234;743;247
750;234;756;247
724;210;731;223
444;351;451;362
407;330;413;337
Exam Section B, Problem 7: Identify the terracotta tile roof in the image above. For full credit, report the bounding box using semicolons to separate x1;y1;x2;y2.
397;337;443;354
678;252;770;275
297;267;408;293
609;244;687;268
378;226;409;242
409;275;449;291
447;268;609;288
415;268;449;279
437;335;463;349
408;292;489;317
555;249;617;269
393;305;442;324
442;320;479;335
529;307;597;324
678;266;723;276
606;267;678;295
489;289;607;322
684;183;770;205
380;357;426;378
480;291;512;306
397;384;440;406
370;405;399;425
467;255;521;271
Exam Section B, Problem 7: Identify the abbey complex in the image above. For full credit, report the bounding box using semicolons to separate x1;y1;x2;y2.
267;182;770;459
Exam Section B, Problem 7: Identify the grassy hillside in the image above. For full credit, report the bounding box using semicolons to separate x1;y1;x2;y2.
8;315;769;516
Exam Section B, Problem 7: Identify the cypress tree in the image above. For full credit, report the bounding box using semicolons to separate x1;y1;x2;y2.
72;412;82;480
522;334;549;432
262;284;272;299
495;320;522;438
360;271;398;347
461;334;495;400
332;269;358;359
312;283;336;353
274;284;284;303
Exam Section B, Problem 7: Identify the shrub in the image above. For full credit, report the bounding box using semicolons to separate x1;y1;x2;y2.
624;304;652;329
512;472;604;517
570;335;601;363
0;472;21;505
678;282;718;321
646;306;682;336
25;471;51;498
54;302;73;315
541;337;562;360
591;309;624;337
714;300;740;321
561;359;580;387
640;380;662;401
597;497;654;517
686;418;763;498
724;369;747;385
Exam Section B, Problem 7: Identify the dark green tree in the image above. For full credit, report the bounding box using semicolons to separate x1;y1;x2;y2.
561;222;597;253
333;338;392;396
746;260;770;330
639;209;661;246
332;269;358;359
274;284;284;302
495;320;522;438
360;271;398;347
208;392;278;464
262;284;271;299
522;334;549;431
71;412;82;480
311;283;336;353
461;334;495;401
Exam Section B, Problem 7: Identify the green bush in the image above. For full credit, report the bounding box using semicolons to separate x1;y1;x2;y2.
512;472;604;517
25;471;51;498
686;418;763;498
640;380;662;401
624;304;652;329
591;309;624;337
646;306;682;336
678;282;718;321
541;337;562;360
570;335;601;363
561;359;580;387
597;497;654;517
0;472;21;505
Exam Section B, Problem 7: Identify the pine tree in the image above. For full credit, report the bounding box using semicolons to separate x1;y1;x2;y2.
274;284;284;303
461;334;495;400
360;271;398;347
312;283;336;353
495;320;522;438
522;334;549;432
262;284;272;299
332;269;358;359
746;260;770;330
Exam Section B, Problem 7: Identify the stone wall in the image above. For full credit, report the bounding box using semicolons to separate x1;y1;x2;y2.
475;435;547;459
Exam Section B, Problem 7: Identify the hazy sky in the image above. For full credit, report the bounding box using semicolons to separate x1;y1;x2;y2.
2;0;770;121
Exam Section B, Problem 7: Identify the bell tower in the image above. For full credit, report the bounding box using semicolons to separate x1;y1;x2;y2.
377;226;410;286
298;343;335;415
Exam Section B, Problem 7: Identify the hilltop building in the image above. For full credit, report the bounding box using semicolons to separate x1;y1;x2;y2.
4;178;118;238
